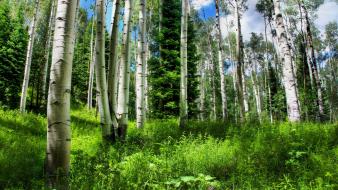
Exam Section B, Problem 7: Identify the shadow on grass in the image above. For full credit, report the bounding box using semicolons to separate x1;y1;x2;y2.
0;118;45;189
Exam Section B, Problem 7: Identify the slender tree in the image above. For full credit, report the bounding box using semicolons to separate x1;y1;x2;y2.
215;0;228;121
136;0;147;128
180;0;189;127
46;0;79;187
108;0;121;119
298;0;324;120
41;0;57;107
234;0;246;122
95;0;116;141
117;0;133;140
19;0;39;112
87;15;96;109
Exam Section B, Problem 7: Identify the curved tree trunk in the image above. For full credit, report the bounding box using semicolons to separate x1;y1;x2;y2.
20;0;39;112
273;0;301;122
117;0;133;140
95;0;116;141
46;0;79;188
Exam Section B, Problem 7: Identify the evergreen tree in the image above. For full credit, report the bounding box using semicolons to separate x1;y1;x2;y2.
0;1;28;108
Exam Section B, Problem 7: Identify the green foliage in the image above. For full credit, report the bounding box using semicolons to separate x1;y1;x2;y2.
1;107;337;189
148;0;200;119
0;1;28;108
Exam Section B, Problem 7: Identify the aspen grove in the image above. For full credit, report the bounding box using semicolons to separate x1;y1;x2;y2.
0;0;337;189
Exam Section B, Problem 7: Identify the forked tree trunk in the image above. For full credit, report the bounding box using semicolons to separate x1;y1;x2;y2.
215;0;228;121
180;0;188;128
20;0;39;112
273;0;301;122
95;0;116;141
46;0;79;188
136;0;147;128
108;0;121;120
117;0;133;140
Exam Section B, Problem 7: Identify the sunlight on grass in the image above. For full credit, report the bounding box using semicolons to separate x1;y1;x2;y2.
1;107;337;189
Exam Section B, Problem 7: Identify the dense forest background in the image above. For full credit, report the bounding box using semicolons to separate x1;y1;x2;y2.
0;0;337;189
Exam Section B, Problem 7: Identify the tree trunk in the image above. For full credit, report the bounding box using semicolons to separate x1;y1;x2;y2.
117;0;133;140
108;0;121;120
87;15;96;109
234;0;245;122
136;0;147;128
273;0;301;122
215;0;228;121
299;1;325;120
20;0;39;112
249;51;262;122
264;17;273;123
46;0;79;188
180;0;188;128
95;0;116;141
41;0;56;108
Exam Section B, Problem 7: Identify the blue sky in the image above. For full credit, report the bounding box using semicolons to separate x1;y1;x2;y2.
80;0;338;40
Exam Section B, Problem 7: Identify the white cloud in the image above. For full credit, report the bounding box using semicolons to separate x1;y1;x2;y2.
220;0;265;41
191;0;213;10
315;0;338;34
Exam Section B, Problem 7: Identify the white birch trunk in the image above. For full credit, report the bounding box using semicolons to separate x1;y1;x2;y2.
117;0;133;139
95;0;116;140
136;0;147;128
41;0;56;107
108;0;121;119
46;0;79;187
20;0;39;112
215;0;228;121
180;0;188;127
87;16;96;109
273;0;301;122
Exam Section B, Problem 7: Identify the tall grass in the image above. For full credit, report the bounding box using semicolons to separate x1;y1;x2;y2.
0;107;337;189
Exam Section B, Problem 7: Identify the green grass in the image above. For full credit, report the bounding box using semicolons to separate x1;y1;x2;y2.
0;107;337;189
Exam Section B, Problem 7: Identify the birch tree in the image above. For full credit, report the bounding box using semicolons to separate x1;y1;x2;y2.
215;0;228;121
108;0;121;118
19;0;39;112
41;0;56;107
180;0;188;128
95;0;117;141
87;14;96;109
298;0;324;120
234;0;246;122
46;0;79;187
273;0;301;121
136;0;147;128
117;0;133;140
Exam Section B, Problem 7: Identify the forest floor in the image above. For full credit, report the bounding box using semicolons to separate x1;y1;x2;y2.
0;107;337;189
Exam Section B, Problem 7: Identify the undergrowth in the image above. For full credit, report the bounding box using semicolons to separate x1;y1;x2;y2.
0;107;337;189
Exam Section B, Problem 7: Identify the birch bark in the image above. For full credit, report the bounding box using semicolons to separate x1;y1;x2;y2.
20;0;39;112
117;0;133;139
273;0;301;121
46;0;79;187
